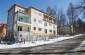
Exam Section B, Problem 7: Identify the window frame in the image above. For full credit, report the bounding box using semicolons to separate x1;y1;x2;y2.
34;18;36;22
38;28;42;31
49;30;52;32
18;26;22;31
44;22;47;26
39;20;42;23
39;13;42;16
49;23;52;26
44;29;47;33
34;27;36;30
18;17;23;22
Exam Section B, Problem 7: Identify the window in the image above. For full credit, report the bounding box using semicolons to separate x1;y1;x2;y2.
53;31;56;34
18;17;23;22
18;26;22;31
34;11;36;14
28;27;30;32
39;13;42;16
38;28;42;31
34;27;36;30
34;18;36;22
44;22;47;26
44;29;47;33
19;9;21;12
49;30;52;32
19;9;24;12
49;23;52;26
39;20;42;23
53;25;55;28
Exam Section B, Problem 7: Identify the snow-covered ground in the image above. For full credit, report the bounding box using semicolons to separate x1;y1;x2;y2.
0;34;83;49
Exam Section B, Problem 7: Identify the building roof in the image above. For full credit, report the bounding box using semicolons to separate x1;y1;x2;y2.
8;4;25;12
8;4;57;20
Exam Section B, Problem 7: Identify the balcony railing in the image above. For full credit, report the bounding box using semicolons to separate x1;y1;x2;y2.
15;11;31;24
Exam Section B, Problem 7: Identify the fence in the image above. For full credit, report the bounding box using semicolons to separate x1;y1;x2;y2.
14;31;58;43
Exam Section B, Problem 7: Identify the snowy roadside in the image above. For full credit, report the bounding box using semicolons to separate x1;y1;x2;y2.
0;34;82;49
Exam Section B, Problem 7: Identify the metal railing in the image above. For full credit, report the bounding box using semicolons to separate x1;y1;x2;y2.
14;31;58;43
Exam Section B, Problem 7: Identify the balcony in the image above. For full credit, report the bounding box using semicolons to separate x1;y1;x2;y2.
15;11;31;24
43;14;57;24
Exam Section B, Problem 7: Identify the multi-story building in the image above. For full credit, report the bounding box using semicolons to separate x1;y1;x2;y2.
0;23;6;38
7;4;57;42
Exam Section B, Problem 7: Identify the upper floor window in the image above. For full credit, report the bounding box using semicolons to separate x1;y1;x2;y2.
18;26;22;31
39;13;42;16
49;23;52;26
53;25;55;28
18;17;23;22
44;22;47;26
19;9;24;12
34;27;36;30
44;29;47;33
38;28;42;31
34;18;36;22
39;20;42;23
34;11;36;14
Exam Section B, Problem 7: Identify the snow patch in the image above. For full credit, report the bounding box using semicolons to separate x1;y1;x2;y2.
0;34;83;49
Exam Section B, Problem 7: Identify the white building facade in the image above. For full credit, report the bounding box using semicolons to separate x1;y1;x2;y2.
7;4;57;42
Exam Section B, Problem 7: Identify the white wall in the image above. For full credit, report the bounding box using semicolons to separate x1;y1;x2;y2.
31;8;57;35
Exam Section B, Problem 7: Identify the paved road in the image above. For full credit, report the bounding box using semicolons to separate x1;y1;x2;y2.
0;34;85;55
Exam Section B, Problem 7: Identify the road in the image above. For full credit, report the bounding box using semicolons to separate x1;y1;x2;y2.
0;34;85;55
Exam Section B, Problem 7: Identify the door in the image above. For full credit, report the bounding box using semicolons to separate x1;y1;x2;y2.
28;27;30;32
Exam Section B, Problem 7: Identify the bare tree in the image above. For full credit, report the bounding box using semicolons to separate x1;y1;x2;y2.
57;9;66;35
76;0;85;18
67;2;77;34
77;18;83;33
46;6;57;17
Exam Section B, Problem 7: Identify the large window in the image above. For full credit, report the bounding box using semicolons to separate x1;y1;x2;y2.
18;17;23;22
38;28;42;31
34;18;36;22
34;27;36;30
39;13;42;16
44;29;47;33
18;26;22;31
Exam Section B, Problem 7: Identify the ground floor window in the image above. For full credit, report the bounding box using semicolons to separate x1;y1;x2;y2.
18;26;22;31
49;30;52;32
44;29;47;33
34;27;36;30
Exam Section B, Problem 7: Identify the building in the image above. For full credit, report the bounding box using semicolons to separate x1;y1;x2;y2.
57;24;75;35
7;4;57;42
0;23;6;38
